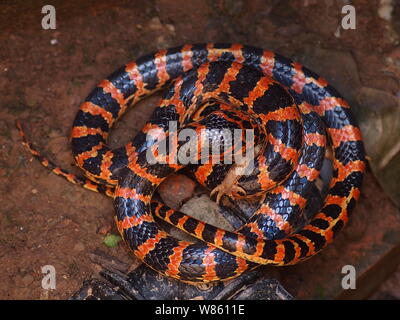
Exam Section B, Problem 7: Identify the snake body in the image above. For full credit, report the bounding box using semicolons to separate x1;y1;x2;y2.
18;43;366;283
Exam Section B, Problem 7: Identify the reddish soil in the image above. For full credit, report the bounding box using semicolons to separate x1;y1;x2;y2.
0;0;399;299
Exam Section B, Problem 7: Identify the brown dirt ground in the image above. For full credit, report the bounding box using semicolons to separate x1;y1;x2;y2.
0;0;399;299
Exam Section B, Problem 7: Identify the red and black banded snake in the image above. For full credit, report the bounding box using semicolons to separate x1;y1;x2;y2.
18;43;366;283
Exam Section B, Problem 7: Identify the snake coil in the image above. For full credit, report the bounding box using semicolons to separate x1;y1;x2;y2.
19;44;366;283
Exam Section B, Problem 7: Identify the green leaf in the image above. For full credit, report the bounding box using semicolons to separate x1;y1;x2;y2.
103;234;122;248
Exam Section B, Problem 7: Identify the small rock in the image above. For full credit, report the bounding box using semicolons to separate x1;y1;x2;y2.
378;0;393;21
355;86;400;206
97;224;112;235
180;194;233;231
73;242;85;252
158;174;196;209
165;24;175;33
148;17;163;31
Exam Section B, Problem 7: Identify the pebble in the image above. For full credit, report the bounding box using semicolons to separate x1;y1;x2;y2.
148;17;163;31
180;194;233;231
97;224;112;235
73;242;85;252
378;0;393;21
165;24;175;33
158;174;196;209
